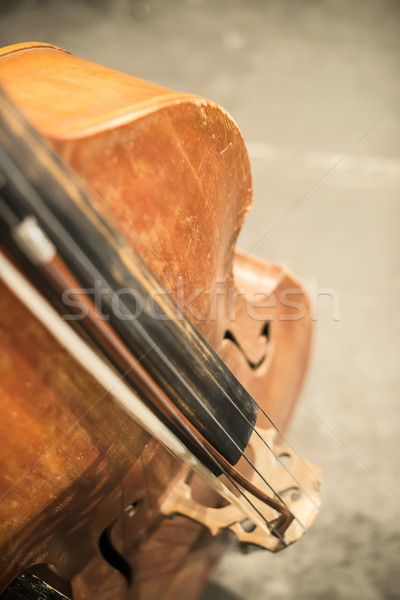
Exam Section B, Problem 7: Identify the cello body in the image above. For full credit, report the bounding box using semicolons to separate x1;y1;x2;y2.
0;43;312;599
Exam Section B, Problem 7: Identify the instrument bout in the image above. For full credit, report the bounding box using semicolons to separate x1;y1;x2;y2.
0;43;321;600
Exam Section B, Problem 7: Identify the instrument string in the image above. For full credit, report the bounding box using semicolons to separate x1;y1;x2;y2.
169;315;322;499
252;393;321;483
201;363;320;509
241;339;322;485
142;343;304;530
169;329;319;510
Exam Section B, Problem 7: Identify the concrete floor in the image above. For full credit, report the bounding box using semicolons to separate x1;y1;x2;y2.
1;1;399;598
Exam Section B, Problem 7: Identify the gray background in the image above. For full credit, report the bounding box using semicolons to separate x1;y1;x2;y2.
1;1;399;599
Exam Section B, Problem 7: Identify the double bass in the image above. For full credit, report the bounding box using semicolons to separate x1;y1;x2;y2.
0;43;321;599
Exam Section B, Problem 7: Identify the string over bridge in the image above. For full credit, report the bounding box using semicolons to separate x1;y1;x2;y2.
160;428;322;552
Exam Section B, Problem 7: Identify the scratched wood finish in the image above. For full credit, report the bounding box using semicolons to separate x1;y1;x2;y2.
0;43;312;599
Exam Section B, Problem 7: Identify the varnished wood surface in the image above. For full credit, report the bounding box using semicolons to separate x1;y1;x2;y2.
0;43;312;599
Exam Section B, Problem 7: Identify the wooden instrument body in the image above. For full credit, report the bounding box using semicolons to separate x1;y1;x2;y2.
0;44;312;599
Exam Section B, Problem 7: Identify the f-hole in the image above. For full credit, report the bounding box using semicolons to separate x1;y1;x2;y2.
261;321;270;342
224;321;270;370
99;524;132;584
